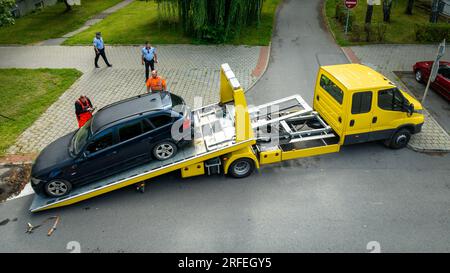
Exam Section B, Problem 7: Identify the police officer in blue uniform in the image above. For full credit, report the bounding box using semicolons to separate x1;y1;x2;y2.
141;41;158;81
93;32;112;68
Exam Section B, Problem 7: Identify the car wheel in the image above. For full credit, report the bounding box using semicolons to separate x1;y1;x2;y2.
44;179;72;198
385;129;411;149
228;158;255;178
153;141;178;161
415;70;423;83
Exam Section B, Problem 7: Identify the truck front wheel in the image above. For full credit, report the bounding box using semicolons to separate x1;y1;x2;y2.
228;158;255;178
385;129;411;149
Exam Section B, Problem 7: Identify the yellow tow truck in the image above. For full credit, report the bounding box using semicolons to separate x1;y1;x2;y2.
30;63;424;212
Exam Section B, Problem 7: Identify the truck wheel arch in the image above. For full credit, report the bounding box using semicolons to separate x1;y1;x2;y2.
223;147;259;176
385;127;413;149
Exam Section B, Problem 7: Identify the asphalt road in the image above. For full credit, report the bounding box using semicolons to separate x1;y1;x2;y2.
0;0;449;253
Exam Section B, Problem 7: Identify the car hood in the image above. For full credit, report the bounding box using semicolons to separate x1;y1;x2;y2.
31;131;76;177
401;91;423;111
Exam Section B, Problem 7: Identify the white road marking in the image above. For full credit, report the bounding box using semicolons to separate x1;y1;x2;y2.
6;182;35;201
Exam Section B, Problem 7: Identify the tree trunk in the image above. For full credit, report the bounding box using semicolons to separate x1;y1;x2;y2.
383;0;393;23
405;0;415;15
365;4;374;24
64;0;72;12
430;0;439;23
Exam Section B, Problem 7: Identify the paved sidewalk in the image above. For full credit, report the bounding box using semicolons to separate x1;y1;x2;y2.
343;45;450;152
0;45;264;154
37;0;135;45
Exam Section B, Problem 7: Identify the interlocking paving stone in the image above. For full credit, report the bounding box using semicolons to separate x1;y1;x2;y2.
0;45;261;154
349;45;450;152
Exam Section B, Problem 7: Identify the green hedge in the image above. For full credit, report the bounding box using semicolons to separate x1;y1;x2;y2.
415;23;450;42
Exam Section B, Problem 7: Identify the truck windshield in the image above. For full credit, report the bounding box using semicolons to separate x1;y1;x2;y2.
70;119;92;156
378;87;407;111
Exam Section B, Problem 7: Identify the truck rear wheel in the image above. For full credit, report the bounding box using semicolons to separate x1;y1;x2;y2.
385;129;411;149
228;158;255;178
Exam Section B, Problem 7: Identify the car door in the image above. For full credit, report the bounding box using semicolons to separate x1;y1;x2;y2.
344;91;373;144
114;119;153;168
433;66;450;97
69;128;119;185
148;113;175;141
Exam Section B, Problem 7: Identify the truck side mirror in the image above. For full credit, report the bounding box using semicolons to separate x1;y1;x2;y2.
408;103;414;115
402;103;414;116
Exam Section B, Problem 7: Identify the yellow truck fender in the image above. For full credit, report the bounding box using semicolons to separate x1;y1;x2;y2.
222;146;259;175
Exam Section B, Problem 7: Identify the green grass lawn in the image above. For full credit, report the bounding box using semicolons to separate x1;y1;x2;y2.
64;0;280;45
325;0;432;46
0;0;122;44
0;69;82;155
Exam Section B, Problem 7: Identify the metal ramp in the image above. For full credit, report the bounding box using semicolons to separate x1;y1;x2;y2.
194;103;236;151
30;102;247;212
247;95;336;145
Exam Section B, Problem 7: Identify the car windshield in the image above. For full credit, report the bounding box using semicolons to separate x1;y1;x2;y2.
70;119;92;156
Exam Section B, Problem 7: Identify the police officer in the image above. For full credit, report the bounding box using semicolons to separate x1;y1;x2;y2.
93;32;112;68
141;41;158;81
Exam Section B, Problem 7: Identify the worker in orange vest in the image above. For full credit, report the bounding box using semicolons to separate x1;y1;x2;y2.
75;95;94;128
146;70;167;93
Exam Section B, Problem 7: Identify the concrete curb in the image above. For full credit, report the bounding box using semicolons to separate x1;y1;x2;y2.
246;43;271;93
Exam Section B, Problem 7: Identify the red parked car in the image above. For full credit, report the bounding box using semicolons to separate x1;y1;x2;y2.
413;61;450;101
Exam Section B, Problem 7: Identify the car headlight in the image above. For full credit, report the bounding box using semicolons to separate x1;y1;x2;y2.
30;177;42;185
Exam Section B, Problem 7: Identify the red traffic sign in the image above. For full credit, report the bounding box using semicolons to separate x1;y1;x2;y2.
345;0;358;9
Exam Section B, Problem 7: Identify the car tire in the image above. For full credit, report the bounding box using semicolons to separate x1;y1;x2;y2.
228;158;255;178
44;179;72;198
415;69;423;83
385;129;411;149
153;140;178;161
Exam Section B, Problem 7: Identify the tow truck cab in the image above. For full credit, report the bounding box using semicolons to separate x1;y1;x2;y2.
314;64;424;148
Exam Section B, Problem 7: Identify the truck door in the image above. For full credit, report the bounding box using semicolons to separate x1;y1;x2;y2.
344;91;373;144
314;74;345;135
370;87;408;141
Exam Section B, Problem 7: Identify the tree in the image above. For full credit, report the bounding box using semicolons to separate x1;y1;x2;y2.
405;0;415;15
155;0;264;43
365;2;374;24
430;0;440;23
382;0;393;23
0;0;15;27
64;0;72;12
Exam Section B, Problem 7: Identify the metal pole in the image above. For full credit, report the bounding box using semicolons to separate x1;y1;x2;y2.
422;75;432;104
345;8;350;34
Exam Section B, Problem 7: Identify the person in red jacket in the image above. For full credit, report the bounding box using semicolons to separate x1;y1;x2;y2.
75;95;94;128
